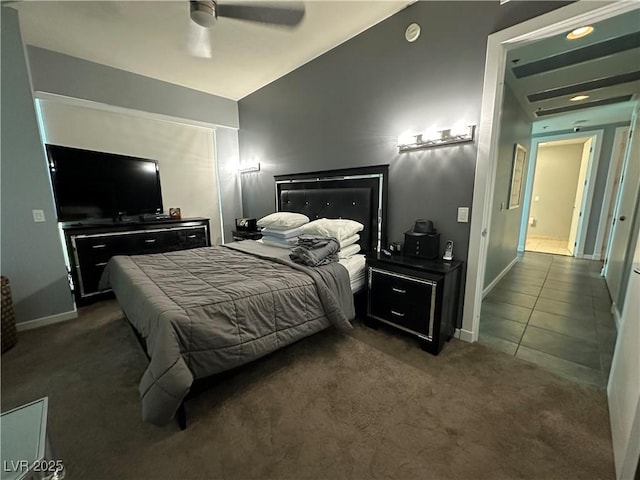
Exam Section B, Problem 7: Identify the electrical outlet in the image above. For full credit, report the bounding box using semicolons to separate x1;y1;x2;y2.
32;209;46;223
457;207;469;223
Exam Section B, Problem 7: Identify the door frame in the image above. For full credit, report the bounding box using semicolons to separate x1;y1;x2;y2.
595;126;631;261
517;130;603;257
462;0;640;343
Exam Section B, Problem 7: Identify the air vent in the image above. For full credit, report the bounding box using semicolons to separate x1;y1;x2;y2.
528;71;640;103
513;32;640;79
535;95;633;117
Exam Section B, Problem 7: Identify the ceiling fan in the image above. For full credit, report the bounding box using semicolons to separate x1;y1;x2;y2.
189;1;305;28
187;1;304;58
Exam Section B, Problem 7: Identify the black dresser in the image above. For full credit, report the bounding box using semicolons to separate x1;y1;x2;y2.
62;218;210;305
366;253;463;355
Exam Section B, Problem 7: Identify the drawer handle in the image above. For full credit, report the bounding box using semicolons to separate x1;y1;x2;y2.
392;288;406;294
187;234;197;239
144;239;157;244
95;262;108;267
91;244;107;249
391;310;405;317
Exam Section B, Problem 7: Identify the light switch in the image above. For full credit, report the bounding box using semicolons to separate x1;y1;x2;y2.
535;195;540;202
32;209;46;223
457;207;469;223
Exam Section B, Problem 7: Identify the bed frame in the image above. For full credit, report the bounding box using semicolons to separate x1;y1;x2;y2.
275;165;388;254
131;165;389;430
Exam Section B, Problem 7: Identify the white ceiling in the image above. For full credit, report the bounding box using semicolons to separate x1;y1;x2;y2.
12;0;413;101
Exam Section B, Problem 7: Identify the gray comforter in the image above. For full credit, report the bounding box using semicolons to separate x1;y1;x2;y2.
102;241;354;426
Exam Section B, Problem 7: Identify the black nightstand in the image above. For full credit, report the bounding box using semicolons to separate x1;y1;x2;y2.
366;253;463;355
232;230;262;241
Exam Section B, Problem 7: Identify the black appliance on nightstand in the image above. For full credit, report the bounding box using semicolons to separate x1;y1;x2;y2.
232;217;262;241
404;219;440;260
366;252;463;355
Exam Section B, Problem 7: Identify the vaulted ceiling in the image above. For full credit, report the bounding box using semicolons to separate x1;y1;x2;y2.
10;0;413;101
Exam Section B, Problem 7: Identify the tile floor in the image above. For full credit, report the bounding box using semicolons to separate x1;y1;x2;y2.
479;251;617;388
525;235;572;256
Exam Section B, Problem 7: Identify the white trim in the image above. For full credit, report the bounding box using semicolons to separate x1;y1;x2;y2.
518;130;604;257
612;303;622;331
464;0;640;343
594;126;631;260
482;256;518;298
16;309;78;331
459;329;474;343
33;91;234;132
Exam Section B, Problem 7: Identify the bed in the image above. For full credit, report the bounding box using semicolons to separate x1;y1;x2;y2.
103;166;388;427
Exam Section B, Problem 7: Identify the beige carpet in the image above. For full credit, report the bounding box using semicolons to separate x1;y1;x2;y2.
1;300;614;479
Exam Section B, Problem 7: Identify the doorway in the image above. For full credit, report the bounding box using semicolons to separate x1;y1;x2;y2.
524;137;592;256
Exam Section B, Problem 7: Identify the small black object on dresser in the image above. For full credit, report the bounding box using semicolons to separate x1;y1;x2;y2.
366;253;463;355
62;218;210;306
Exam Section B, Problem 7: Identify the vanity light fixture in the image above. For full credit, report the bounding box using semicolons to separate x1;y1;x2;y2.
238;162;260;173
397;125;476;152
569;94;590;101
567;26;594;40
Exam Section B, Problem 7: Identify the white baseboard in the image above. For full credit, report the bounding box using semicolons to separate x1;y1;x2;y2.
612;303;621;331
482;257;519;298
16;309;78;331
459;329;475;343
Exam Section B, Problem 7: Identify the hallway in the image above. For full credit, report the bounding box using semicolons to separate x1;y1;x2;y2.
479;252;617;388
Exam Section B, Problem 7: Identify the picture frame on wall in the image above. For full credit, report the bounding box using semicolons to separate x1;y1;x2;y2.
508;143;527;209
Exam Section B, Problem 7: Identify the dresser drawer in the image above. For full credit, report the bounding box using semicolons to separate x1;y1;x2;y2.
74;235;124;263
76;262;109;297
127;230;176;255
368;267;437;338
178;227;208;248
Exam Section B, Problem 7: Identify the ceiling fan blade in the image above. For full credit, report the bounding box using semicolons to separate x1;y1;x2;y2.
217;2;305;27
187;22;213;59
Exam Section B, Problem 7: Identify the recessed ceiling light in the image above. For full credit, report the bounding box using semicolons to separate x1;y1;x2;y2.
570;94;590;102
567;26;594;40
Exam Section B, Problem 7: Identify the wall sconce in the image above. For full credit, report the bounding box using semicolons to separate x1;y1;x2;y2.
398;125;476;152
238;162;260;173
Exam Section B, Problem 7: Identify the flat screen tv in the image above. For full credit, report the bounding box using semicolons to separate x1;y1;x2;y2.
46;144;163;222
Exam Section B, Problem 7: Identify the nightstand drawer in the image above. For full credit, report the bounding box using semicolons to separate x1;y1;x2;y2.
369;268;433;303
369;298;432;335
368;267;437;338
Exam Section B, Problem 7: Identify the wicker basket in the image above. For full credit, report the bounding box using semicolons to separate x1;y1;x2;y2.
1;276;17;353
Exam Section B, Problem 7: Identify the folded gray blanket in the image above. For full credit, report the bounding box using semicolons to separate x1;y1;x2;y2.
290;234;340;266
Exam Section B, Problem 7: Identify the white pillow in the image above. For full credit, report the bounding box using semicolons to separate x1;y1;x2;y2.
339;243;361;259
257;212;309;229
340;234;360;249
300;218;364;242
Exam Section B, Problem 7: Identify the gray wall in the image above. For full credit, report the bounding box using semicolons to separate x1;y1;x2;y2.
1;8;75;323
238;1;568;269
2;23;244;324
215;127;243;242
484;85;532;288
27;46;239;129
532;121;630;256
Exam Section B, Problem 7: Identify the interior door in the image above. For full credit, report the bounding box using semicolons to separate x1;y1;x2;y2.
567;138;591;255
604;105;640;306
608;232;640;480
601;127;630;259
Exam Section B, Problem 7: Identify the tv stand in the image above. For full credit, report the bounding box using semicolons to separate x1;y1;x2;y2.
62;217;210;306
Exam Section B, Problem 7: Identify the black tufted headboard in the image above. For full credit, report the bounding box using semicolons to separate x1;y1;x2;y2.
275;166;388;254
